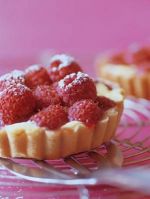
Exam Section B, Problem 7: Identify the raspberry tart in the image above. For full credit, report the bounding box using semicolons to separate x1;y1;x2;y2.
96;45;150;99
0;54;124;160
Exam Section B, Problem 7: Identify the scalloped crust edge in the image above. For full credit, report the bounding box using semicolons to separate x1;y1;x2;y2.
96;59;150;99
0;100;123;160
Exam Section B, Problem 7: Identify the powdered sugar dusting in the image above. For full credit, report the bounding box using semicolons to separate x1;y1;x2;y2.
58;78;66;89
50;54;75;70
12;83;31;95
0;83;31;97
0;70;24;81
58;72;90;91
25;64;42;73
73;71;89;82
0;70;25;90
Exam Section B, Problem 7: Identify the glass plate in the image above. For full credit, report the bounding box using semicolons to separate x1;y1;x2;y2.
0;97;149;199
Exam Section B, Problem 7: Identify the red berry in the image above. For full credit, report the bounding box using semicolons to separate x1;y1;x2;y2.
33;85;62;109
96;96;116;111
30;105;68;130
0;70;25;92
48;54;82;82
68;99;103;127
56;72;97;106
131;46;150;65
0;84;36;126
51;81;58;90
25;65;51;89
109;52;127;64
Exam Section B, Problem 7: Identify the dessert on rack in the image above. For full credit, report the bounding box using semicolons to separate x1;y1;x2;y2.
96;45;150;99
0;54;124;160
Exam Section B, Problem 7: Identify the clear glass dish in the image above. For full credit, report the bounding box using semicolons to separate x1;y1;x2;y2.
0;97;149;199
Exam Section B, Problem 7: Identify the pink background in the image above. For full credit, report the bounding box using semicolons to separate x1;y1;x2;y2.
0;2;149;198
0;0;150;75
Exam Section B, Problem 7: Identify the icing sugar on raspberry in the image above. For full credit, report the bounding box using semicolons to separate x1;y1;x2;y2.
0;83;30;97
58;72;89;90
50;54;75;70
25;64;42;73
0;70;25;84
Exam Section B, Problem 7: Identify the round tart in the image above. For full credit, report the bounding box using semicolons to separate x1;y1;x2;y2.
0;54;124;160
96;45;150;99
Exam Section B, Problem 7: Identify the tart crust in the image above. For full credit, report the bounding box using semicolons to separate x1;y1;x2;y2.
0;81;124;160
96;56;150;99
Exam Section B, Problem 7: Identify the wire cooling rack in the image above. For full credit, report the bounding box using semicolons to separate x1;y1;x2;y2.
0;97;149;199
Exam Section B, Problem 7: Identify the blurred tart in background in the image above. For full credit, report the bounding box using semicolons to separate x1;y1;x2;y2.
96;45;150;99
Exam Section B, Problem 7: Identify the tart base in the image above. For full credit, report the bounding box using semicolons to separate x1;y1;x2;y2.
97;60;150;99
0;105;122;160
0;81;124;160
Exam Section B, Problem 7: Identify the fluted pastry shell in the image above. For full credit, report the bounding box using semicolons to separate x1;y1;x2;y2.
96;57;150;99
0;81;124;160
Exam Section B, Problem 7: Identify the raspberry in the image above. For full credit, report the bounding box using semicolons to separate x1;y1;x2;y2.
30;105;68;130
0;70;25;92
109;52;127;64
25;64;51;89
33;85;62;109
56;72;97;106
131;47;150;65
48;54;82;82
0;84;36;126
51;81;58;90
96;96;116;111
68;99;103;127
